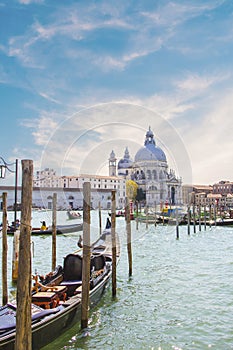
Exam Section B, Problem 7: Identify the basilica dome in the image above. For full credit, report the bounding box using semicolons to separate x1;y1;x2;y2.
134;127;167;162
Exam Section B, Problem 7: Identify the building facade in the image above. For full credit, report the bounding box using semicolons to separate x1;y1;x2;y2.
213;180;233;195
110;127;182;207
33;171;126;210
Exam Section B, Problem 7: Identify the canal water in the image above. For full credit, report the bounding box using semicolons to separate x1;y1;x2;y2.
1;210;233;350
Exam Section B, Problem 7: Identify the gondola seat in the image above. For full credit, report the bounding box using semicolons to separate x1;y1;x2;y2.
91;254;106;271
60;254;83;296
32;291;57;309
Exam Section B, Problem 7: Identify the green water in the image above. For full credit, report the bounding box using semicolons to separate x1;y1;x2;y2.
1;211;233;349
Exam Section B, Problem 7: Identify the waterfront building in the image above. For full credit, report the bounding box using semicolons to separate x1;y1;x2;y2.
182;183;233;210
33;171;126;210
182;185;213;205
0;169;126;211
213;180;233;195
110;127;182;207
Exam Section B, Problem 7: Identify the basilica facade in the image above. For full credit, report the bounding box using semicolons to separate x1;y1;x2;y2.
109;127;182;207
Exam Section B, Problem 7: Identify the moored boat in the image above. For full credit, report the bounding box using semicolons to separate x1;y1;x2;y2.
0;223;119;350
108;210;125;218
66;210;82;220
4;223;83;235
31;223;83;235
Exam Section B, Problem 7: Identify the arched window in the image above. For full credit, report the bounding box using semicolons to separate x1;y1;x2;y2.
147;170;152;180
171;187;175;205
152;170;157;180
159;171;164;180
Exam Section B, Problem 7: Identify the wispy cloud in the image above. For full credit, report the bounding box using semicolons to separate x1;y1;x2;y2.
176;73;229;92
141;1;225;27
18;0;44;4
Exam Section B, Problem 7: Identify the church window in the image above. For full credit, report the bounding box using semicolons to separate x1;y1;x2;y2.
152;170;157;180
147;170;151;180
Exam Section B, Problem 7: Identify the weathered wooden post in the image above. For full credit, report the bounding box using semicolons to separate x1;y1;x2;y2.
154;202;157;226
187;205;190;235
204;204;207;231
2;192;8;305
12;227;20;281
176;207;179;239
198;204;202;232
136;201;139;218
209;204;212;227
52;193;57;271
111;190;117;297
125;197;132;276
136;201;139;230
193;203;196;234
214;202;217;227
15;159;33;350
81;182;91;329
98;201;102;236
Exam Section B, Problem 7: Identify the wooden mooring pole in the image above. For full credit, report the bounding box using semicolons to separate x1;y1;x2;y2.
187;206;190;236
111;190;117;297
12;229;20;281
15;159;33;350
193;204;196;234
2;192;8;305
198;205;202;232
176;207;179;239
204;205;207;231
125;197;132;276
209;204;212;227
98;201;102;236
52;193;57;271
136;201;139;230
214;203;217;227
81;182;91;329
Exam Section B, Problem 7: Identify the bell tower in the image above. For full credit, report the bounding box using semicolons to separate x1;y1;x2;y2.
109;150;116;176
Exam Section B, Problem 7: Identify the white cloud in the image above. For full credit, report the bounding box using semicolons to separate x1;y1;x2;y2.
176;73;229;92
141;1;225;27
18;0;44;4
38;92;61;105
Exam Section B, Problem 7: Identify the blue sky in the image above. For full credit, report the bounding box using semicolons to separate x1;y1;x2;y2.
0;0;233;186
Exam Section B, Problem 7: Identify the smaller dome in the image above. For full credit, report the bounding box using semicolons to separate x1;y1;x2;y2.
109;150;116;160
118;147;133;169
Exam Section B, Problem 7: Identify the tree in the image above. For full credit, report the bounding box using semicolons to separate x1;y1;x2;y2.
126;180;138;201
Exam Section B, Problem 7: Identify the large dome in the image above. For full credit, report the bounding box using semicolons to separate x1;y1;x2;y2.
134;127;167;162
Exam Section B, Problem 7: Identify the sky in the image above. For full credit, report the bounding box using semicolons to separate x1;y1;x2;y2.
0;0;233;186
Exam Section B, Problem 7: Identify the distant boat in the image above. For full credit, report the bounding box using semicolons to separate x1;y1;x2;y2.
67;210;82;220
209;218;233;226
3;223;83;235
108;210;125;218
31;223;83;235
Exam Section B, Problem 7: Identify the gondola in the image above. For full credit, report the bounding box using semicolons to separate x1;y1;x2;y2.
4;223;83;235
30;223;83;235
0;221;120;350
